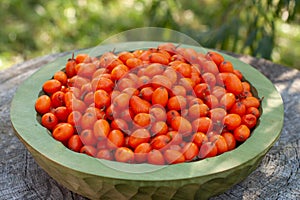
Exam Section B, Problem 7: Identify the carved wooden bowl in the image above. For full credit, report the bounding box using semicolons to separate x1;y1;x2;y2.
11;42;284;199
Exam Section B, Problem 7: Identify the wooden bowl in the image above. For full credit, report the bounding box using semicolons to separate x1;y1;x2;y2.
11;42;284;199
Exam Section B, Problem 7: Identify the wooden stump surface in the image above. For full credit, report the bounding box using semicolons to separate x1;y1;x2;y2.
0;52;299;200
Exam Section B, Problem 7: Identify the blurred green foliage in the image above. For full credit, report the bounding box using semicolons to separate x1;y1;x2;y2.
0;0;299;70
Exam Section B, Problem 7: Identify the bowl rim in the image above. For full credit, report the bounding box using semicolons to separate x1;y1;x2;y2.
10;41;284;181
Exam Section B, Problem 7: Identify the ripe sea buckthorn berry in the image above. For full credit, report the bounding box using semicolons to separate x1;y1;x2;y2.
202;60;219;75
67;111;82;127
223;73;243;95
111;64;129;80
116;78;136;91
178;77;195;91
176;63;192;78
52;123;74;142
193;83;210;100
192;132;208;147
163;67;177;85
132;49;144;58
190;71;201;85
54;71;68;85
68;135;83;152
107;130;125;149
164;149;185;164
115;107;132;122
230;101;246;116
43;79;62;95
35;95;52;115
223;113;242;130
206;51;224;66
140;87;154;102
111;118;128;131
188;103;209;119
202;72;216;87
92;77;114;92
166;110;180;125
157;43;177;54
171;85;187;97
51;91;65;108
118;51;134;63
188;97;204;106
214;135;229;155
65;55;77;78
94;89;110;109
234;124;250;142
134;143;152;163
208;108;227;122
122;87;139;96
150;121;168;136
93;119;110;140
129;95;151;114
100;54;122;71
115;147;135;163
75;54;90;64
220;92;236;110
199;142;218;159
133;113;152;128
212;86;226;99
221;132;236;151
171;116;192;137
176;47;199;64
152;87;169;107
41;112;58;131
149;52;169;65
166;131;182;146
85;107;105;120
204;94;219;109
79;129;97;146
80;145;97;157
242;81;251;91
167;95;187;111
147;149;165;165
138;50;152;61
182;142;199;161
81;112;97;130
149;105;167;122
53;106;69;122
142;63;164;77
76;63;97;78
128;129;151;149
113;92;130;109
242;114;257;129
68;75;89;89
151;75;172;89
219;61;234;73
247;107;260;118
83;92;94;106
92;68;108;79
241;96;260;108
150;135;171;150
68;98;86;114
192;117;213;134
96;149;114;161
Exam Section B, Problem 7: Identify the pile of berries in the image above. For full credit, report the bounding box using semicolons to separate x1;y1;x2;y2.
35;43;261;165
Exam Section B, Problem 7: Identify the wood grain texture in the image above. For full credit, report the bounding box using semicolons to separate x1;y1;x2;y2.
1;52;299;200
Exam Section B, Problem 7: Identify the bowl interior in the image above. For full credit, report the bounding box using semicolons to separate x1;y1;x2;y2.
10;41;284;182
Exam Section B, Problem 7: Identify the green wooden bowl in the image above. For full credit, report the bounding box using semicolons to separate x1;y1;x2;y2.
11;42;284;200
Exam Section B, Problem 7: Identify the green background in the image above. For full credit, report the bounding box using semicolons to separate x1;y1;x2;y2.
0;0;299;70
